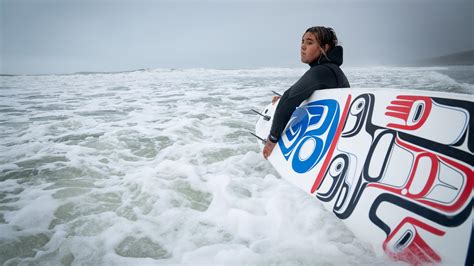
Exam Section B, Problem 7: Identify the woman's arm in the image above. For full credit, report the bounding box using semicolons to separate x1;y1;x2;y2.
263;67;332;159
268;67;331;142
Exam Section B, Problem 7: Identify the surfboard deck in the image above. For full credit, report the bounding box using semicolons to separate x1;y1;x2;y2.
254;88;473;265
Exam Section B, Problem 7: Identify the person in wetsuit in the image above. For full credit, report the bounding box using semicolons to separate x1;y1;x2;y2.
263;26;350;159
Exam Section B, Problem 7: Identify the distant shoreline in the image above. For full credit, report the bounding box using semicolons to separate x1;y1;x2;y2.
401;50;474;67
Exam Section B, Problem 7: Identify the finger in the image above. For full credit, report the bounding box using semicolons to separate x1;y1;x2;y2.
264;149;269;159
271;96;278;104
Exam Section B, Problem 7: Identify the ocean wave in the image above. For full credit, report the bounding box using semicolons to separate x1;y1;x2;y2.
0;66;470;265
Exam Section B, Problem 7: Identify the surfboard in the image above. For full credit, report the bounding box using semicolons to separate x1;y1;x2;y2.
254;88;473;265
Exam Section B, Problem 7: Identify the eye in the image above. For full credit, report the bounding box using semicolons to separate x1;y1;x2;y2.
329;157;345;177
351;98;365;115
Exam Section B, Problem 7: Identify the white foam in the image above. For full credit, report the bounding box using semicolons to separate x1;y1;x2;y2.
3;187;59;230
2;67;467;265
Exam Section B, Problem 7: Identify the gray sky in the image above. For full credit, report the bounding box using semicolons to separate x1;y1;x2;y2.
1;0;473;74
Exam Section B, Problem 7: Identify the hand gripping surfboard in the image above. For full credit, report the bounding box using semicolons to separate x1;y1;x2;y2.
254;88;473;265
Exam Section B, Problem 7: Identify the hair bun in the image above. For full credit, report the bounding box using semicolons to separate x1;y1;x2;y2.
326;27;338;47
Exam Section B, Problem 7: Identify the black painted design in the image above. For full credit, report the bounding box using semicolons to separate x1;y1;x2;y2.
311;93;473;264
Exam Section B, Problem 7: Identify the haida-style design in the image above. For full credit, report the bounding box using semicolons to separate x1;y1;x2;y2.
255;88;473;265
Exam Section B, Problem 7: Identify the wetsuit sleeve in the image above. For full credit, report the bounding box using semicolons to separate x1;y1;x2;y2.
268;67;332;142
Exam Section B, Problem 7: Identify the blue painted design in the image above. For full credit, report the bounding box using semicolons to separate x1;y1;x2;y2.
278;99;340;173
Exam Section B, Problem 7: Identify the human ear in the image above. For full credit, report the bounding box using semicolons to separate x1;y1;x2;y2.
323;43;330;53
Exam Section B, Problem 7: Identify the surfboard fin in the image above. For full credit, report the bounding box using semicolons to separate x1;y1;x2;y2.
250;109;271;121
248;131;267;144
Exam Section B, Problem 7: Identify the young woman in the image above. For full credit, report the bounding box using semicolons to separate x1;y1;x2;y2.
263;26;350;159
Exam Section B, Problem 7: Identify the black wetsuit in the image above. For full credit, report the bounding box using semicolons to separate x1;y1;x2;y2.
268;46;350;143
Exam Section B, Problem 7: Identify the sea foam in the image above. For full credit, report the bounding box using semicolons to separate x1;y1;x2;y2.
1;66;471;265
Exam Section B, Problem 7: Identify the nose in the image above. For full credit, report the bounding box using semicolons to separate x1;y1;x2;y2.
301;43;306;51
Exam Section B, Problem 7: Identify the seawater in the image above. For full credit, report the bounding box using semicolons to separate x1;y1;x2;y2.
0;66;472;265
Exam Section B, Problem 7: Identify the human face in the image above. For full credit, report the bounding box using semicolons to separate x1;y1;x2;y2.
300;32;322;64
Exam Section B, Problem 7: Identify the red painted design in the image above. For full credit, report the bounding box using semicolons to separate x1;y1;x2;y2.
383;217;444;265
311;95;352;194
367;138;473;213
386;95;432;130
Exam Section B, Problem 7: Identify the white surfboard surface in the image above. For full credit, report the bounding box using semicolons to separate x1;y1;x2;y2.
255;88;473;265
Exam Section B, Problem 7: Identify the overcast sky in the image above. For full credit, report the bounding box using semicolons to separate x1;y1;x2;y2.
1;0;473;74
